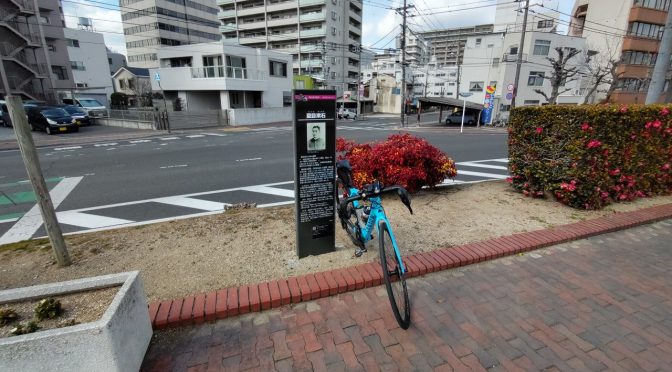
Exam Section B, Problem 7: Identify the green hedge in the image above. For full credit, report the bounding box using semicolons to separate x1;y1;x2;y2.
508;104;672;209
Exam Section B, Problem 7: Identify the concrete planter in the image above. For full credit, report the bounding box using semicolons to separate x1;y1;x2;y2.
0;271;152;372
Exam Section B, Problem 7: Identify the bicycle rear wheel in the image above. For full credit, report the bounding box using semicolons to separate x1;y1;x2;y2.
378;220;411;329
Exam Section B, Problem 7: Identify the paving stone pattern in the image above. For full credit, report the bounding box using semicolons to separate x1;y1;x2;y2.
141;219;672;371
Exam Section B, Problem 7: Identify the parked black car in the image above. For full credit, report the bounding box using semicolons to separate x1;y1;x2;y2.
26;106;79;134
56;104;91;126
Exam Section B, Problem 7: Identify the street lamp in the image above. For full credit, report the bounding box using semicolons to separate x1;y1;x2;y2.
458;92;473;133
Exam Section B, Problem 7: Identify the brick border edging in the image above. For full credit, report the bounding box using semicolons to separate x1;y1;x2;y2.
147;203;672;329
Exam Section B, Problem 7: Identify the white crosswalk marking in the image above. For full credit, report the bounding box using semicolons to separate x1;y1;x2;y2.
129;140;151;143
457;170;509;179
155;196;229;211
242;185;295;198
186;135;205;138
95;143;117;147
456;161;508;170
57;211;133;229
160;137;180;141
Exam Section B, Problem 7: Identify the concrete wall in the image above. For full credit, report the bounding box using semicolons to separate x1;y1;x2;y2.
227;107;292;126
96;117;155;130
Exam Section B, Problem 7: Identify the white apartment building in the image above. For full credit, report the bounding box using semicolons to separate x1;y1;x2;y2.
460;33;505;106
397;32;430;67
420;24;495;67
121;0;222;68
64;28;115;107
217;0;362;95
149;42;293;124
410;58;458;98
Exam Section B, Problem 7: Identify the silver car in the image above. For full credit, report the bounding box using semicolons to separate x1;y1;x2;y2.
445;111;476;125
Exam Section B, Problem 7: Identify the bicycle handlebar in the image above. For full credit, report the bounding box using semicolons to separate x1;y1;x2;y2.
338;184;413;216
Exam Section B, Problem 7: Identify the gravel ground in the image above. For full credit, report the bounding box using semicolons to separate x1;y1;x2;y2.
1;181;671;302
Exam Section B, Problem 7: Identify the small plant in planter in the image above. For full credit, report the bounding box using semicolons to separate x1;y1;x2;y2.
0;308;19;325
34;298;63;321
10;320;40;336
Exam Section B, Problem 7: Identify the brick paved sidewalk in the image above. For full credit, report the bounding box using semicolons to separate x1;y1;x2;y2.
141;219;672;371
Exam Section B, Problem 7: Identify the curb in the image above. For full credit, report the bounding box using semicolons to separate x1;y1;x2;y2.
146;203;672;330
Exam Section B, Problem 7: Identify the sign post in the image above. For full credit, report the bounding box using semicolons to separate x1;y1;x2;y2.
293;90;337;258
155;72;170;133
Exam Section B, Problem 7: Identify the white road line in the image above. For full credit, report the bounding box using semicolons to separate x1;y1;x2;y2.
202;132;227;137
456;161;508;170
186;134;205;138
155;196;229;211
129;140;151;143
160;137;179;141
474;158;509;163
56;211;133;229
0;176;83;245
242;185;295;198
159;164;188;169
54;146;82;151
94;143;118;147
0;218;19;224
236;157;262;162
457;170;509;179
257;201;294;208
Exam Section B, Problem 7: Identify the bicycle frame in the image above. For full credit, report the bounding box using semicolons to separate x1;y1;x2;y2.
344;187;407;275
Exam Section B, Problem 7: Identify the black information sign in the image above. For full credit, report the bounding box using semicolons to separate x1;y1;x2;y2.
293;90;337;258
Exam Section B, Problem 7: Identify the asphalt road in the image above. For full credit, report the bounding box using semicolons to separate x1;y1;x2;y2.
0;113;507;242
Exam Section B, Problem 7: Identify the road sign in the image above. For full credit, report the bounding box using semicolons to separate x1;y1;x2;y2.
155;72;161;81
506;92;513;100
507;84;514;91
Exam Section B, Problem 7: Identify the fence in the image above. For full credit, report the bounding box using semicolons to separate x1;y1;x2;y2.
97;109;228;130
107;109;155;122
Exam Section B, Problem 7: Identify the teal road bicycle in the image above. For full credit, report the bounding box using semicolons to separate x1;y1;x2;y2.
335;160;413;329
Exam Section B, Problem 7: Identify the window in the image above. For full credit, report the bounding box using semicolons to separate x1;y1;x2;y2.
434;83;444;86
331;72;336;79
283;91;292;107
615;78;649;91
523;100;540;106
108;57;113;65
47;44;55;52
66;39;80;47
51;65;67;80
269;60;287;77
537;19;554;29
492;58;499;67
475;38;482;47
70;61;86;71
119;79;127;89
331;11;336;20
331;27;336;35
629;22;664;39
128;79;135;90
39;16;50;24
469;81;484;92
331;57;336;64
509;46;518;55
621;51;657;65
533;40;551;56
528;71;545;86
634;0;671;11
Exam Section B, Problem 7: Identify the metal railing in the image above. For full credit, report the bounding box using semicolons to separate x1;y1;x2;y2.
3;19;41;43
190;66;263;80
107;109;155;122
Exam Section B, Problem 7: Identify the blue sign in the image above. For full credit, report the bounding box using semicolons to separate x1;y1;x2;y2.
506;92;513;100
482;85;496;124
392;88;401;95
155;72;161;81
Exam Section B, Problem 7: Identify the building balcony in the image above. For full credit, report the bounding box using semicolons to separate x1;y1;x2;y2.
299;0;326;7
238;20;266;30
149;66;268;92
0;20;41;45
239;35;264;44
267;17;297;27
300;44;320;52
217;9;236;19
266;0;298;12
616;64;652;78
300;11;325;22
622;36;659;53
629;6;668;24
216;0;235;4
610;91;646;104
350;0;362;9
300;28;325;37
501;53;527;62
349;12;362;23
219;24;238;33
300;59;322;68
237;4;266;17
269;31;299;41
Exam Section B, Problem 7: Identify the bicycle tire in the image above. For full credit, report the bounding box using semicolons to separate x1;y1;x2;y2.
378;220;411;329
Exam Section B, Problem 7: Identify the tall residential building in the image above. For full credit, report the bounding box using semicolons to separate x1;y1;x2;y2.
396;32;430;67
419;24;494;67
64;28;115;107
1;0;75;102
107;49;127;75
217;0;363;94
120;0;222;69
570;0;671;104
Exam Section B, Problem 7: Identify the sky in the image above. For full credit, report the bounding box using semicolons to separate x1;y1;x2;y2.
61;0;576;56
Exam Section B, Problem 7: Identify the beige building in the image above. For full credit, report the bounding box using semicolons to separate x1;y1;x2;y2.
112;66;151;107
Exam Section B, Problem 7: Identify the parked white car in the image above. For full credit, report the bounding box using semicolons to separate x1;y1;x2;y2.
338;108;357;119
62;97;107;118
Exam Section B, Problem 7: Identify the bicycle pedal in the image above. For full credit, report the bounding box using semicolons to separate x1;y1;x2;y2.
354;247;367;257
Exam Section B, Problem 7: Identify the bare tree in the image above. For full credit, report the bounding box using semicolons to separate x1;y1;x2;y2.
583;57;622;104
534;47;582;104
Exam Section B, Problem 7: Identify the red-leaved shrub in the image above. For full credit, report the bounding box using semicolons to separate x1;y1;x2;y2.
509;104;672;209
336;133;457;192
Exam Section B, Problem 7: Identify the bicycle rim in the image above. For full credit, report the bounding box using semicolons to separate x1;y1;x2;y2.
378;221;411;329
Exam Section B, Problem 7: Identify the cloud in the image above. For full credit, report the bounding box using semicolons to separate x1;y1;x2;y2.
62;1;126;55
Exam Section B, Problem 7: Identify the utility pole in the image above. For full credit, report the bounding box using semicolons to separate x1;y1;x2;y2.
356;44;362;116
456;43;461;97
511;0;530;108
646;7;672;104
5;96;71;266
396;0;413;127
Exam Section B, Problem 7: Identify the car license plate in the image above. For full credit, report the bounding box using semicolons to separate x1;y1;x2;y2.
76;120;80;125
59;127;67;132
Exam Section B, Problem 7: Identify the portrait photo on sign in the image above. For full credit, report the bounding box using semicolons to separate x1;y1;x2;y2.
307;122;326;151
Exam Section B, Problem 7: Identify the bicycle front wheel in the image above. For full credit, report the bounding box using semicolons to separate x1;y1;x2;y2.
378;220;411;329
